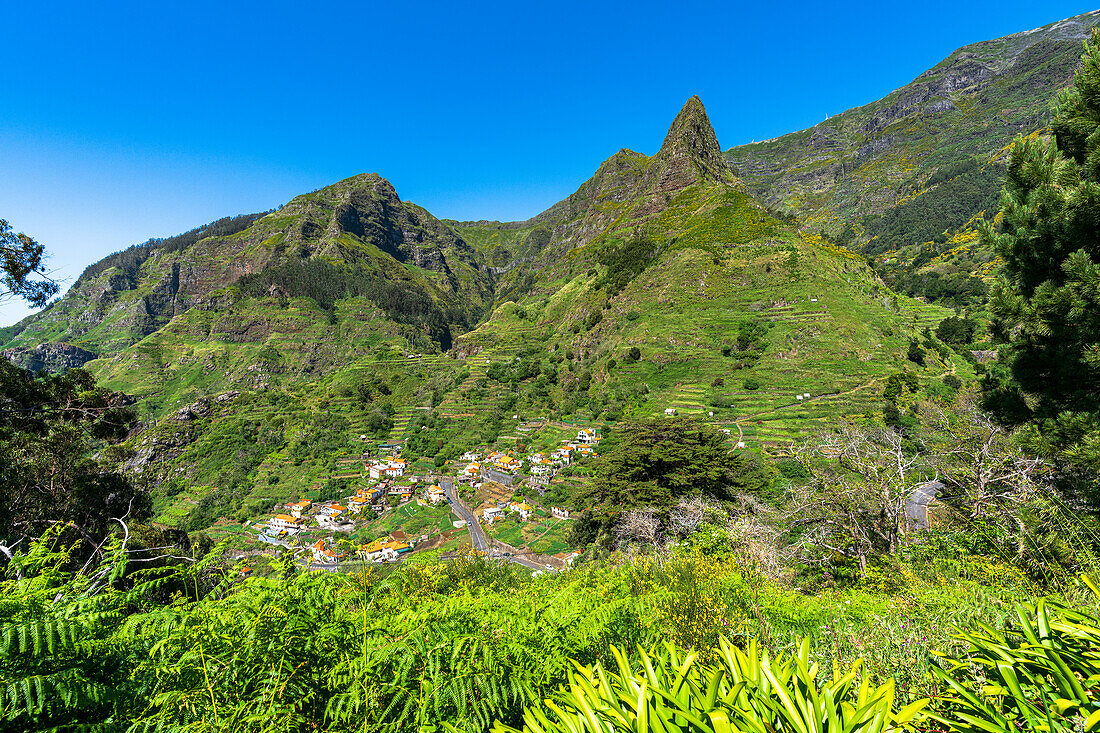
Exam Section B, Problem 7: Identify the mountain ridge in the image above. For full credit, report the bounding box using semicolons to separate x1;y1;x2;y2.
724;9;1100;235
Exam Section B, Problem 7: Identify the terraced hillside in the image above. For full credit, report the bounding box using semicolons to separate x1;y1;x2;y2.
449;102;965;451
722;11;1100;312
1;96;971;534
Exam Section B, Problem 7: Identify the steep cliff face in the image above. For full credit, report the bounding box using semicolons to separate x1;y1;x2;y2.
724;10;1100;234
644;95;738;192
532;96;740;241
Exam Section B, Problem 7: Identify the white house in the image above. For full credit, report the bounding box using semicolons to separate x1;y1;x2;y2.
310;540;342;563
317;514;354;532
369;459;406;480
576;428;600;445
551;506;570;519
268;514;303;532
509;502;534;521
286;500;311;518
551;448;573;465
483;506;505;523
664;408;677;416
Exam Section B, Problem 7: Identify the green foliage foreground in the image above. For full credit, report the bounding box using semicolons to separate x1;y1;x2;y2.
2;536;1100;732
489;638;926;733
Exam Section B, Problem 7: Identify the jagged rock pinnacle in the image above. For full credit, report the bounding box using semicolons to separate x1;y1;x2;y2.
651;96;736;189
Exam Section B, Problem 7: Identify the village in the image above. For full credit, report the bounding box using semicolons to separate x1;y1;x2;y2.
252;428;601;570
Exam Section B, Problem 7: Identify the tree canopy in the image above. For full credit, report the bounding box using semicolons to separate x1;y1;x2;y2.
981;29;1100;471
583;417;767;510
0;359;148;558
0;219;58;307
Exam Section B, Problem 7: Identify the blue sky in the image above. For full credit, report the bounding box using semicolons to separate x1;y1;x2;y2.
1;0;1096;325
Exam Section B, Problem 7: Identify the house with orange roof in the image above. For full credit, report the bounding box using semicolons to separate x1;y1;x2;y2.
268;514;303;532
458;462;481;482
576;428;600;445
318;503;347;517
310;539;344;563
509;502;534;521
286;500;312;518
368;459;406;480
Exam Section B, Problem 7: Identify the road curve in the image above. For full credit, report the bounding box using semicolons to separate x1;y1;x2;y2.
906;480;943;531
440;478;549;571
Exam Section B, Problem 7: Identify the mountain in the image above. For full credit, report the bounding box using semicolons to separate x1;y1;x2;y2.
448;96;741;300
1;96;958;535
726;10;1100;231
3;174;494;370
724;10;1100;308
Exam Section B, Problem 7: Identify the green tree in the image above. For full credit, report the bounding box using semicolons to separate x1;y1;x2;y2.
982;29;1100;470
906;339;926;366
0;359;148;558
935;316;977;346
0;219;58;307
581;417;766;512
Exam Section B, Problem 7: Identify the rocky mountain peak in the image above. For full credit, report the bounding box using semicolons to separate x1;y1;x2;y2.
651;96;736;189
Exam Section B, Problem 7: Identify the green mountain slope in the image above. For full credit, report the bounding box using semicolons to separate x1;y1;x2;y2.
2;173;493;365
725;11;1100;236
0;98;962;535
449;98;961;451
723;11;1100;311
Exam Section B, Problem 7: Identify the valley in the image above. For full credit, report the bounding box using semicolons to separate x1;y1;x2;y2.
5;8;1100;731
2;94;964;565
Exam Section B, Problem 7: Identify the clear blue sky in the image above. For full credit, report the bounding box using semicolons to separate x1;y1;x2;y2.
1;0;1096;325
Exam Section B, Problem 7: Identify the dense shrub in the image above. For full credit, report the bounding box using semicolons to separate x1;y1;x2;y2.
936;316;979;345
595;234;658;296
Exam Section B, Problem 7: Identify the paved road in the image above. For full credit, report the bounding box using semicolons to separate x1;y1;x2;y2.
441;478;489;552
440;478;548;572
906;480;943;530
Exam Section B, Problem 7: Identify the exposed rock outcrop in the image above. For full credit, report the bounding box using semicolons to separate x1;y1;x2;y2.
2;342;97;372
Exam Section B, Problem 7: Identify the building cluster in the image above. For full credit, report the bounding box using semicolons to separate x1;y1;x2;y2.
481;499;570;525
307;535;414;564
261;474;422;541
457;429;601;491
355;537;413;562
254;427;599;566
482;501;534;524
368;457;407;480
349;486;387;514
